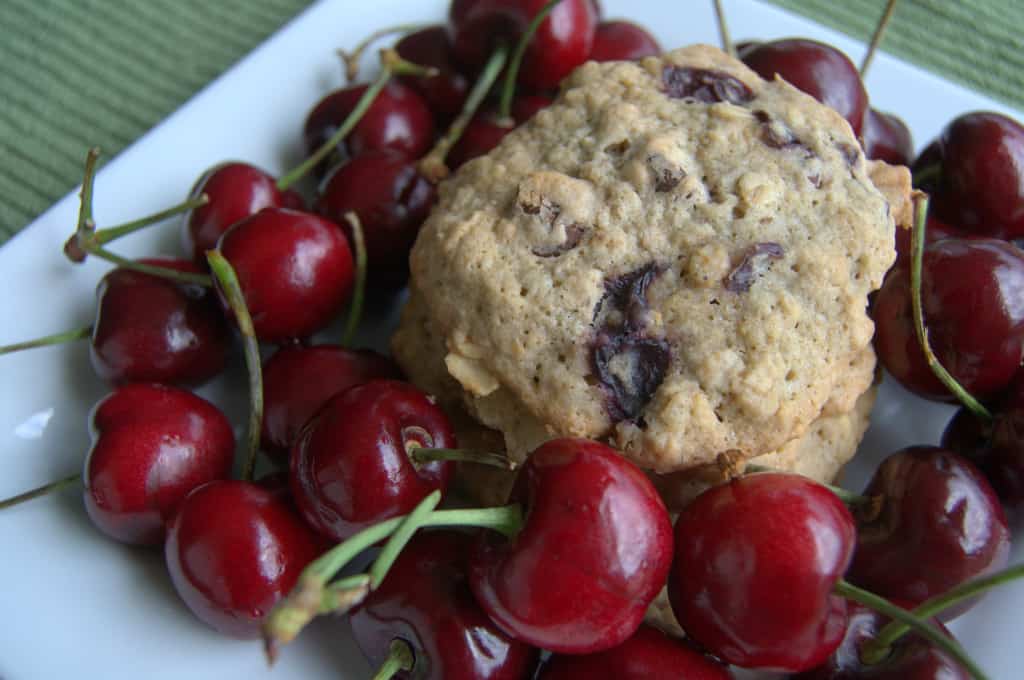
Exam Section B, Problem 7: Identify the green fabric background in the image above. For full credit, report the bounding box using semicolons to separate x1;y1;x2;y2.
1;0;1022;242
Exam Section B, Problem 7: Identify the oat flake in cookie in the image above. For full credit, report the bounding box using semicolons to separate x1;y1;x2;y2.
407;45;897;472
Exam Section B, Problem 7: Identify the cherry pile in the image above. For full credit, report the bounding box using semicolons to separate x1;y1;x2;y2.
1;1;1022;679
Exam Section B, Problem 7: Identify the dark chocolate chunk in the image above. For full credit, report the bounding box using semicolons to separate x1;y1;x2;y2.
836;142;860;168
532;224;585;257
593;263;664;332
662;66;754;105
725;242;785;292
754;110;801;149
591;332;670;422
648;154;686;192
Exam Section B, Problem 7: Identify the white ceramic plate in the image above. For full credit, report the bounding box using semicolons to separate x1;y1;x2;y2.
0;0;1020;677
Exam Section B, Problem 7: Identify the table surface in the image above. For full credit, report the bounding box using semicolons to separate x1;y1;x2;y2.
1;0;1021;242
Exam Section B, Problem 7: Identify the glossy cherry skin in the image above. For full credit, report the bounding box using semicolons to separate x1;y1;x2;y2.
351;531;540;680
303;81;435;175
849;446;1010;619
669;472;855;672
165;480;323;638
181;162;303;265
90;258;230;386
588;20;661;62
892;215;961;268
290;379;455;541
216;207;354;343
914;112;1024;239
469;438;673;655
873;238;1024;402
448;95;552;169
740;38;868;136
537;624;733;680
317;150;436;290
794;603;968;680
862;109;914;167
83;384;235;546
261;343;402;456
449;0;598;91
396;25;471;124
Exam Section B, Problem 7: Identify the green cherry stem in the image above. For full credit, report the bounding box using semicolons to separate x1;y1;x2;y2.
909;194;993;420
277;49;438;192
409;447;517;470
712;0;735;58
0;326;91;356
369;490;442;588
339;23;428;83
863;563;1024;665
339;212;367;348
418;43;510;182
859;0;898;77
0;473;81;511
206;250;262;482
372;639;416;680
835;579;988;680
496;0;562;123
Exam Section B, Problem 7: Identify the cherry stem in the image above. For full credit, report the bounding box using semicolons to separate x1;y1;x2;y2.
0;326;91;356
206;250;262;482
863;563;1024;664
0;473;80;511
262;503;523;657
497;0;562;122
369;490;442;588
419;43;510;183
909;194;993;420
834;579;988;680
859;0;898;77
372;639;415;680
339;23;427;83
712;0;735;58
409;446;517;470
340;212;367;348
277;50;438;192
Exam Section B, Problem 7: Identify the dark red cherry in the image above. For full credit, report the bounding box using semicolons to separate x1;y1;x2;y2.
350;531;540;680
448;95;552;169
90;258;230;386
862;109;914;167
216;207;354;343
396;25;471;124
181;162;303;265
261;343;402;456
588;20;661;62
849;446;1010;620
449;0;598;91
740;38;868;136
892;215;962;267
317;150;436;290
537;624;733;680
915;112;1024;239
303;81;435;175
872;238;1024;401
469;438;673;655
290;379;455;541
793;603;969;680
83;384;235;546
165;480;323;638
669;472;855;672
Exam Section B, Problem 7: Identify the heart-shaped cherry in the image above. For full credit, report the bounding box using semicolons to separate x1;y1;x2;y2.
396;25;471;124
215;207;354;343
164;479;323;638
469;437;673;655
83;384;235;546
862;108;914;167
90;258;230;386
350;530;540;680
669;472;855;672
588;20;661;62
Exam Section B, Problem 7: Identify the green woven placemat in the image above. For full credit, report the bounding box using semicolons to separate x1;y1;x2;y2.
2;0;1022;243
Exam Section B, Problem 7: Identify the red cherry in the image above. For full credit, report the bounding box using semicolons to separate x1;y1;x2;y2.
303;81;435;175
862;108;914;167
537;624;733;680
216;207;354;343
90;258;230;386
588;20;661;62
669;472;855;672
848;446;1010;619
317;150;436;290
892;215;961;268
350;531;540;680
943;395;1024;513
740;38;868;136
450;0;598;91
164;480;323;638
396;25;471;124
290;380;455;541
261;343;402;456
181;162;303;265
448;95;552;169
468;438;673;655
83;384;234;546
872;238;1024;402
